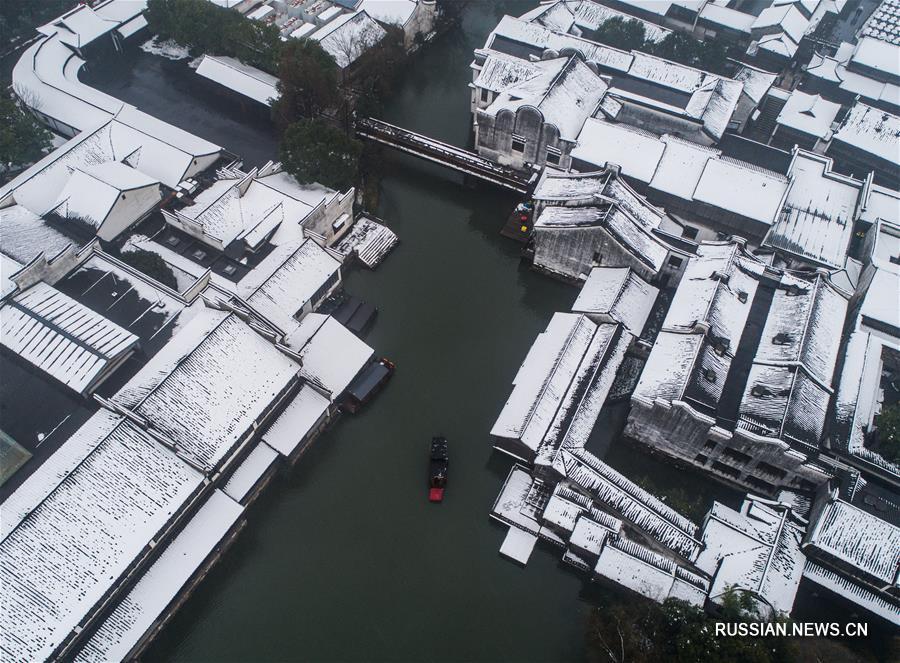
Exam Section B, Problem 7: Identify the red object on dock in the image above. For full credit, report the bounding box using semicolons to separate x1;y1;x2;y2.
429;487;445;502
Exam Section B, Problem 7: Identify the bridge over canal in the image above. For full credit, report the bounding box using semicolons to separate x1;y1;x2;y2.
355;118;535;194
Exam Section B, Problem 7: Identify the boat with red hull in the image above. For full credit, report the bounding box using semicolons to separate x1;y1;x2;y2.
429;437;448;502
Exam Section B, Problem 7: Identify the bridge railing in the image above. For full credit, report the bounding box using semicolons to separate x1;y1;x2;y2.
356;117;529;187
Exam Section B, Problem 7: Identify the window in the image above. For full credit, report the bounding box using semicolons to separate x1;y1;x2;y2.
223;264;237;276
737;291;748;303
772;332;792;345
682;226;699;240
694;454;709;464
668;255;683;268
722;447;753;466
712;461;740;479
192;249;207;261
480;87;489;103
746;476;776;493
755;461;787;479
166;236;180;247
704;368;717;383
704;439;717;450
511;135;525;153
546;149;560;166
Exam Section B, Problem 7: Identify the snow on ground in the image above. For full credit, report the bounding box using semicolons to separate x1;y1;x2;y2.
140;37;191;61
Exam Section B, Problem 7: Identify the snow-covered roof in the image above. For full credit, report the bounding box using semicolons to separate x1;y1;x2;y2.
310;10;387;69
572;266;659;335
40;3;122;48
0;204;80;265
534;323;631;466
116;13;148;38
520;0;576;32
248;4;275;21
650;135;720;200
283;313;374;397
852;36;900;78
738;362;831;450
359;0;417;27
0;413;203;662
763;151;862;268
573;119;666;181
486;12;744;139
0;253;23;299
263;383;331;455
473;52;543;94
594;535;707;605
634;242;765;410
806;498;900;586
533;167;610;201
833;102;900;166
733;65;778;104
556;448;702;559
196;55;281;106
803;560;900;626
492;313;601;453
173;167;315;248
775;90;840;139
569;514;615;556
805;46;900;111
73;489;243;662
483;55;607;141
833;330;900;478
243;238;341;333
756;273;847;383
861;184;900;226
754;31;800;59
696;498;806;614
223;443;279;503
289;22;318;40
573;0;672;42
538;207;667;278
13;3;151;135
700;3;755;32
112;310;301;470
53;162;159;230
737;274;847;449
1;111;220;224
753;3;808;42
487;15;634;71
693;157;790;226
571;121;791;227
0;281;138;393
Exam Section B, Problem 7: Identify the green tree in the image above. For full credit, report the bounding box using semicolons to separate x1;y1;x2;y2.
272;39;341;128
593;16;647;51
875;403;900;463
146;0;281;72
587;597;791;663
117;249;179;290
0;99;51;172
648;32;730;75
279;118;362;191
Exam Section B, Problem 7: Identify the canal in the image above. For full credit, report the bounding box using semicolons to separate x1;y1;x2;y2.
85;3;738;660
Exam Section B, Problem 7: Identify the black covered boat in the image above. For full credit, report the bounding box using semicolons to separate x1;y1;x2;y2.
429;436;448;502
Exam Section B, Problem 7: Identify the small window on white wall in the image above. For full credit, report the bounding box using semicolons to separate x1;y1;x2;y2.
511;134;525;153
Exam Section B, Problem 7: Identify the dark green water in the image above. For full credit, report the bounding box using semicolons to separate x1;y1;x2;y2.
143;4;739;661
